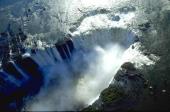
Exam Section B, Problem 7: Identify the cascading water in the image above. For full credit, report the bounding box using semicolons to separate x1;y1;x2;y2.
0;0;136;110
0;0;166;111
22;27;136;111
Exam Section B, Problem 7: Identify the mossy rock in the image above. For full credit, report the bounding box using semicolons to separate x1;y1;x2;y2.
121;62;136;71
100;86;125;104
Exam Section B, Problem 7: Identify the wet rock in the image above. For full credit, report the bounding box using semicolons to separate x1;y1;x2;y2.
132;45;135;49
99;9;110;14
82;62;146;111
121;62;136;71
119;6;136;14
112;15;120;21
69;26;77;33
138;22;151;31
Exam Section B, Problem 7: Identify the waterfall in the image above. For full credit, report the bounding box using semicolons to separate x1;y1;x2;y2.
0;0;138;111
19;26;136;110
0;24;137;111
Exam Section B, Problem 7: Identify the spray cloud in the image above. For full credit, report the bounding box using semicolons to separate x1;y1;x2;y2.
24;42;125;111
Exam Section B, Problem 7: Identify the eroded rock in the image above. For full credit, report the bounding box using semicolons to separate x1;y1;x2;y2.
82;62;146;111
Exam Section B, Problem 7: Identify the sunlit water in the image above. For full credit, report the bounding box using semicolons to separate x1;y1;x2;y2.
0;0;167;111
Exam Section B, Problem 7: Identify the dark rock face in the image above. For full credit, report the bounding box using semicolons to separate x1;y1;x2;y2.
112;15;120;21
0;25;27;65
55;38;74;60
118;6;136;14
66;39;74;54
2;62;23;79
0;34;75;110
0;57;44;111
138;22;151;31
82;62;146;111
0;24;76;110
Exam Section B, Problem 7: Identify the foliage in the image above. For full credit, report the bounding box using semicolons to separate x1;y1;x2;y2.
100;85;125;104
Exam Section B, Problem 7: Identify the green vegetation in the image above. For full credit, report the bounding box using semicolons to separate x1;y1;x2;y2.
82;85;125;112
136;8;170;111
100;85;125;104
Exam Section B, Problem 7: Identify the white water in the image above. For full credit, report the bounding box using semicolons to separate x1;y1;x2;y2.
23;26;137;111
0;0;165;111
21;0;155;111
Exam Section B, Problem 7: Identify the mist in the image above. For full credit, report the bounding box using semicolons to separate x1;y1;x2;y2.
23;43;125;111
22;12;136;110
0;0;137;110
